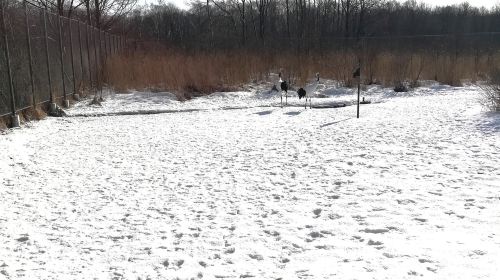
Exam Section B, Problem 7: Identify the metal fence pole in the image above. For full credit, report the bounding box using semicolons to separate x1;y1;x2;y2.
93;27;99;95
77;21;84;85
1;0;18;126
23;0;36;109
69;19;76;99
57;15;67;105
85;23;92;88
98;29;103;98
42;9;53;105
356;60;361;119
103;31;107;65
107;32;111;57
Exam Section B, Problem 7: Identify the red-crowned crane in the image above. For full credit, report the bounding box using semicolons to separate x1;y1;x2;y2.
298;73;319;109
279;72;289;107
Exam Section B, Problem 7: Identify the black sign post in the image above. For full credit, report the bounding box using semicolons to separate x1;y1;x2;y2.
353;62;361;118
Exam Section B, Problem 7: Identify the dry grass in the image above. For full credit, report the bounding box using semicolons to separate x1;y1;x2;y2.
22;107;47;121
105;49;272;100
0;117;7;130
480;67;500;111
104;47;499;95
0;106;49;130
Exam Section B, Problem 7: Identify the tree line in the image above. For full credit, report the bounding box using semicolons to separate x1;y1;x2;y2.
126;0;500;51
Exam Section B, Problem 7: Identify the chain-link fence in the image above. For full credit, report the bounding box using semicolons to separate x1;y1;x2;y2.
0;0;126;118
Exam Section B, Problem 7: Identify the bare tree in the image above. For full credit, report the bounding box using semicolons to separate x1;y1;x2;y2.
79;0;136;28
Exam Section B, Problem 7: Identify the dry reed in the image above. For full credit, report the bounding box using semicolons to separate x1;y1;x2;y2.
105;47;499;96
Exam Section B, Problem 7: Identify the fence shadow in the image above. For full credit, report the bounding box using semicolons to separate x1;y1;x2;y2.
320;117;353;128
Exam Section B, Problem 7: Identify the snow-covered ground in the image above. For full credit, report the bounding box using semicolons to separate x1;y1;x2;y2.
1;83;499;280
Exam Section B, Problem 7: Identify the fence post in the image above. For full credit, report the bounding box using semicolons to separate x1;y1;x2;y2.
1;0;19;127
77;21;84;87
103;31;107;66
107;33;111;57
93;27;99;98
23;0;36;110
98;29;103;98
85;23;92;89
69;19;77;100
42;9;54;109
57;15;67;107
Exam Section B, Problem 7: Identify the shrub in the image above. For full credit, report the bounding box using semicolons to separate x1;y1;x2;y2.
480;67;500;111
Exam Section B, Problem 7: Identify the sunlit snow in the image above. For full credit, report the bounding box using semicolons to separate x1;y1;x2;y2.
1;82;499;279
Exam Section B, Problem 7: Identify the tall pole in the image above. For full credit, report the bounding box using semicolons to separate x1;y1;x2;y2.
356;59;361;119
1;0;17;125
69;19;77;98
57;15;67;105
93;27;99;96
42;9;53;104
98;29;102;99
77;21;84;86
85;23;92;88
23;0;36;109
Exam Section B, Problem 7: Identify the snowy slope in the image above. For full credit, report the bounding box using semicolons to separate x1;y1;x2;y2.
0;84;499;280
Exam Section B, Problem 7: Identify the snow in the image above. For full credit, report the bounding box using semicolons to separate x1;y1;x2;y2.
1;82;499;279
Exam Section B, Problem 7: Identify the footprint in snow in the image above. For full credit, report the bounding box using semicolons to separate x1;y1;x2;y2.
353;235;365;242
397;199;416;205
469;250;486;256
248;254;264;261
224;247;235;254
328;213;342;220
16;236;29;242
360;228;390;234
313;208;322;217
263;230;280;237
309;231;324;238
367;240;384;249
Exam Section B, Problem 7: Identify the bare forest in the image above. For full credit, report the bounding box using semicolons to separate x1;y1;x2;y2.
117;0;500;93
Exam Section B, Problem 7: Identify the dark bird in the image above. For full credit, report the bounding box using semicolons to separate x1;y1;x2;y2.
353;67;360;78
298;88;306;99
280;79;288;93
